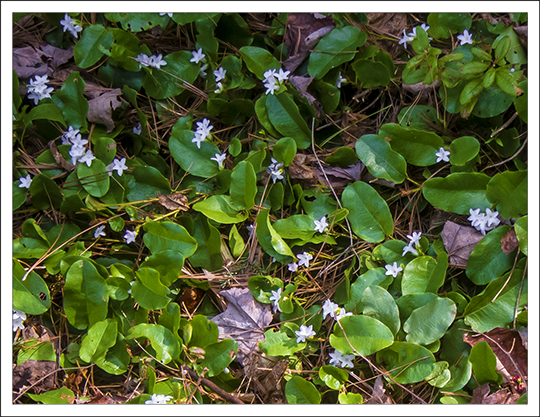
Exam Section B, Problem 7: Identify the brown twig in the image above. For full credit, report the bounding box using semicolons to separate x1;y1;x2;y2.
183;367;244;404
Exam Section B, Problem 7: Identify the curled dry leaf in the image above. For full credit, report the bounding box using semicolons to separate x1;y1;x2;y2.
441;221;484;267
471;383;522;404
500;228;519;254
87;89;123;132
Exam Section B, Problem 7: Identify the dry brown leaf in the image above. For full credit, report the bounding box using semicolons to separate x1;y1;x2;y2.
312;161;363;188
288;154;316;180
501;228;519;254
13;46;47;79
157;192;189;211
471;384;521;404
13;360;57;394
364;375;393;404
87;89;123;132
288;75;322;117
39;44;74;70
441;221;484;267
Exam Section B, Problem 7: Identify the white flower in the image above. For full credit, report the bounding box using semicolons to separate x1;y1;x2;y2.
195;118;213;139
457;29;473;46
485;208;500;228
13;309;26;332
263;68;277;81
70;134;88;147
133;123;142;135
407;231;422;247
78;150;96;167
269;167;284;183
191;132;206;149
295;324;316;343
145;393;173;404
264;78;279;95
246;224;255;236
335;308;352;321
214;67;226;82
27;76;54;105
336;72;346;88
136;53;152;68
199;63;208;78
275;68;290;82
407;26;418;38
210;152;226;169
60;13;83;38
267;157;283;173
18;174;32;189
420;23;430;33
468;208;483;227
402;243;418;256
159;13;173;18
399;29;412;49
94;225;106;239
111;157;128;176
214;81;223;94
322;299;339;320
297;252;313;268
329;349;354;368
124;229;137;244
385;261;403;278
63;126;80;143
313;13;326;19
469;208;499;235
269;288;282;313
288;262;298;272
30;74;49;87
149;54;167;69
69;145;86;165
314;216;329;233
435;147;451;163
190;48;206;64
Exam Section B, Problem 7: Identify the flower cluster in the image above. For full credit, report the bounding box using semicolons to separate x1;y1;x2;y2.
399;23;431;49
329;349;355;368
435;147;451;163
135;53;167;70
295;324;316;343
13;309;26;332
106;157;128;176
402;231;422;256
61;126;96;167
18;174;32;189
263;67;290;95
190;48;207;78
213;67;226;93
192;118;213;149
468;208;500;235
26;74;54;105
288;251;313;271
60;14;83;38
322;299;352;321
145;393;173;404
266;157;284;183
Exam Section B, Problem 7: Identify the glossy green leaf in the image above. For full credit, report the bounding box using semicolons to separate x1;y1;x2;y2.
341;181;393;242
193;194;248;224
239;46;280;79
143;220;197;257
471;84;514;118
126;323;180;364
188;315;219;349
189;214;223;271
63;259;109;330
107;28;150;72
449;136;480;166
169;129;220;178
319;365;349;390
229;224;245;258
28;387;75;404
13;260;50;314
440;320;471;364
80;319;118;363
426;361;452;388
139;250;184;287
492;26;527;65
273;214;317;241
423;172;492;215
95;334;130;375
73;24;114;68
131;267;170;310
514;216;527;256
229;137;242;157
427;13;472;39
308;26;367;79
197;339;238;377
285;376;321;404
338;392;363;404
355;134;407;184
330;315;394;356
254;95;280;137
376;342;436;384
266;93;312;149
13;181;27;211
466;226;515;285
256;209;295;262
402;256;446;295
106;276;130;301
51;71;88;131
105;12;169;32
404;297;456;345
259;328;301;356
486;170;527;218
195;17;220;63
469;341;503;385
28;174;63;211
273;137;297;166
77;159;110;198
125;165;171;202
27;103;66;125
230;161;257;210
378;123;443;166
345;268;389;312
17;340;56;365
362;286;400;336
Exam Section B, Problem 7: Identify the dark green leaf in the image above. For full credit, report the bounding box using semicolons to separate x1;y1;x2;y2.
486;170;527;218
355;134;408;183
73;25;114;68
285;376;321;404
126;323;180;364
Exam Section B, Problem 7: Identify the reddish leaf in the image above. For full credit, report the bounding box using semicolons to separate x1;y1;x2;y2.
501;228;519;254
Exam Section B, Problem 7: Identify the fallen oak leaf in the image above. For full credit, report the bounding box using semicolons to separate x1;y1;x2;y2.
87;88;123;132
441;221;484;267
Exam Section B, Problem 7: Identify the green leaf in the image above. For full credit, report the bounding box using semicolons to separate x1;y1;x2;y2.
266;93;312;149
143;220;197;257
13;260;50;314
471;84;514;118
378;124;443;166
362;286;400;336
248;275;283;303
125;165;171;202
259;328;301;356
197;339;238;377
352;59;391;88
285;376;321;404
189;214;223;271
273;137;297;166
466;226;515;285
77;159;110;197
345;268;389;312
73;24;114;68
239;46;280;80
319;365;349;390
169;129;220;178
193;195;248;224
427;13;472;39
402;256;446;295
63;260;109;330
444;359;473;392
449;136;480;166
139;250;184;287
308;26;367;79
28;174;63;211
469;341;503;385
229;224;245;258
229;137;242;157
127;323;180;364
341;181;393;243
376;342;436;384
27;103;66;126
514;216;527;256
188;315;219;349
460;77;484;105
426;361;452;388
256;209;295;262
131;267;171;310
273;214;317;241
514;79;527;123
28;387;75;404
338;392;363;404
96;334;130;375
330;315;394;356
195;17;220;63
105;12;169;32
230;161;257;210
80;319;118;363
404;297;457;345
51;71;88;131
398;105;441;131
254;95;280;137
17;340;56;365
13;181;27;211
423;172;492;215
486;170;527;218
355;134;408;184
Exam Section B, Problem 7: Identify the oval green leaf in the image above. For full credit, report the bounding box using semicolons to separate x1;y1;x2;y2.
376;341;435;384
362;286;400;336
169;129;220;178
514;216;527;256
73;24;114;69
143;220;197;257
319;365;349;390
404;297;457;345
131;267;171;310
266;93;312;149
402;256;446;295
13;259;50;315
79;319;118;363
355;134;408;184
330;315;394;356
449;136;480;166
486;170;527;218
77;159;110;197
198;339;238;377
285;376;321;404
193;194;248;224
126;323;180;364
230;160;257;210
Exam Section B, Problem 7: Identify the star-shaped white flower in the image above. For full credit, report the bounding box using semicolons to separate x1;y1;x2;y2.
13;309;26;332
149;54;167;69
210;152;227;169
70;134;88;147
297;252;313;268
78;150;96;167
64;126;80;142
191;132;206;149
407;231;422;247
214;67;226;82
264;78;279;95
295;324;316;343
190;48;206;64
136;53;151;68
275;68;290;82
214;82;223;94
159;13;173;18
314;216;329;233
269;288;282;313
94;225;106;239
335;308;352;321
269;168;284;183
124;229;137;244
402;243;418;256
328;349;355;368
322;299;339;320
435;147;451;163
60;13;83;38
69;145;85;165
111;158;128;176
398;29;411;49
263;68;277;81
133;123;142;135
468;208;482;227
195;118;213;139
485;208;500;228
18;174;32;189
385;261;403;278
267;157;283;173
457;29;473;46
27;82;54;105
145;393;173;404
288;262;298;272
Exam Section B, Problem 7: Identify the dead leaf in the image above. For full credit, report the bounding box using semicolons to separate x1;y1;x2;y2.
288;154;316;180
13;46;47;79
471;384;521;404
340;110;372;146
312;161;363;188
178;287;204;312
210;287;273;366
441;221;484;267
157;192;189;211
364;375;393;404
87;89;123;132
13;360;57;394
501;228;519;254
39;44;74;70
288;75;322;117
